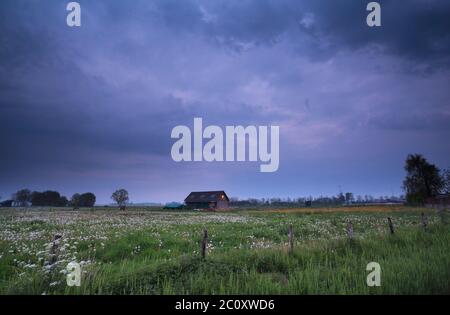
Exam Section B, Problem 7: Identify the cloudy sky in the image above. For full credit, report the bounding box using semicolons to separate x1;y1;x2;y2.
1;0;449;203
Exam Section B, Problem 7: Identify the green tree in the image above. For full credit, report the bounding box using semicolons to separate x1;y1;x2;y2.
58;196;69;207
70;192;96;208
12;189;31;207
111;189;129;210
403;154;443;205
31;191;68;207
70;193;81;209
80;193;96;207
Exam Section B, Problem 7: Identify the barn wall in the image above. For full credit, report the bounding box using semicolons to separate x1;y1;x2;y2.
186;202;210;209
216;200;229;211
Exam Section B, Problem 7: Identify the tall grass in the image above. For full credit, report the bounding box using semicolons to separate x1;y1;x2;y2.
2;224;449;294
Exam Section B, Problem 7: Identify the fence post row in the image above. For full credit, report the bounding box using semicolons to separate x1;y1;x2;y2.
199;210;445;259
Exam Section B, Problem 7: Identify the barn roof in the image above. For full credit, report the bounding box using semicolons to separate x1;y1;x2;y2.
184;191;229;203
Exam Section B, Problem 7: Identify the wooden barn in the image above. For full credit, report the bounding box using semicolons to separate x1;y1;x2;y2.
184;191;229;211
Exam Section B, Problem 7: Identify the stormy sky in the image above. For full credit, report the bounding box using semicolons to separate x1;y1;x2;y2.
1;0;449;203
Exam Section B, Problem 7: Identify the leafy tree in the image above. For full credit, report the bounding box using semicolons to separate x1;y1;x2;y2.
70;192;96;208
80;192;96;207
12;189;31;206
403;154;443;205
58;196;69;207
111;189;129;210
70;193;81;209
31;191;69;207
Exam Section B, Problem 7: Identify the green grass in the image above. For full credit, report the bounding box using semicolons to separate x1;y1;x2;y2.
0;207;449;294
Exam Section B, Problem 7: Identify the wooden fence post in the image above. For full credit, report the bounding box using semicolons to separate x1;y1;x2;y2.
49;233;62;264
201;229;208;259
421;212;428;231
387;217;395;235
288;224;294;255
346;221;354;240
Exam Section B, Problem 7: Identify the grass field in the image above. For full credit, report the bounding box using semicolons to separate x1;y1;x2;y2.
0;206;449;295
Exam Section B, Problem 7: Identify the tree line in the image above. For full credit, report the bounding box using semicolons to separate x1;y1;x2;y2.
229;194;405;208
10;189;96;208
7;188;130;210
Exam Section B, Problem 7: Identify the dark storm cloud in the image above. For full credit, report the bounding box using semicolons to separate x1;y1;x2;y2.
304;0;450;64
39;0;449;62
145;0;450;65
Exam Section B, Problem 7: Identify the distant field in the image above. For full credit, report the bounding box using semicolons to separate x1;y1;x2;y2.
0;206;449;294
253;205;417;214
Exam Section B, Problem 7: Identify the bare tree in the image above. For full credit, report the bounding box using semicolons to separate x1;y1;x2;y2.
345;192;354;205
111;189;129;210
